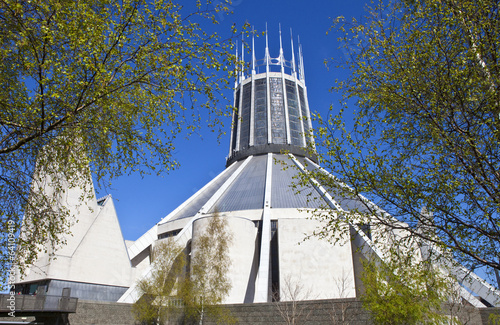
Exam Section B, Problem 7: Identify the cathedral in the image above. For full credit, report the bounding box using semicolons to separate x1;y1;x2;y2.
15;29;500;309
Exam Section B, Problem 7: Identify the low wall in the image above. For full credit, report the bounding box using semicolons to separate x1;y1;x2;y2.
480;307;500;324
208;298;371;325
65;298;371;325
68;300;136;325
1;299;498;325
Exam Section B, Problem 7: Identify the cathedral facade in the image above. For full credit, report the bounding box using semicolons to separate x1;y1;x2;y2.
15;29;500;309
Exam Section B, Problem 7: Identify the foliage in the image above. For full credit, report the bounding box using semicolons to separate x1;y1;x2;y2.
309;0;500;278
182;212;233;324
0;0;241;285
360;245;450;325
329;269;358;325
132;238;186;325
490;313;500;325
133;213;234;325
273;274;314;325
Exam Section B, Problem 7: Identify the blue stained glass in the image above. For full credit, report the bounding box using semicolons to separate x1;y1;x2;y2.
231;89;240;152
298;86;311;146
239;83;252;150
270;77;286;144
253;78;267;145
285;80;303;147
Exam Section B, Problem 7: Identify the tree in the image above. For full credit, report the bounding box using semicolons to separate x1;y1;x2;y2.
272;274;314;325
133;212;233;325
308;0;500;279
0;0;241;285
360;243;450;325
329;269;358;325
442;278;480;325
181;212;233;324
490;313;500;325
133;238;187;325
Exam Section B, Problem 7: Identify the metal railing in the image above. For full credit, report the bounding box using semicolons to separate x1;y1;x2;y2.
0;294;78;313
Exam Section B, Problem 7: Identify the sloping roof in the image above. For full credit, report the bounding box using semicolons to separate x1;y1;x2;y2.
296;156;372;213
162;153;330;224
210;154;267;212
166;159;244;221
271;155;325;209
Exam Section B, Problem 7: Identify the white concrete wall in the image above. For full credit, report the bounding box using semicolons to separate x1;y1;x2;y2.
157;217;191;235
63;198;132;286
17;176;133;288
276;213;356;301
191;215;258;304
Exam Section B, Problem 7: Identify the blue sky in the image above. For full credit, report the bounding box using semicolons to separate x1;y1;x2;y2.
101;1;371;241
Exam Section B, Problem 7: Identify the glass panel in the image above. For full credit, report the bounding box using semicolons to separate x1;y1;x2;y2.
270;77;286;144
239;83;252;150
254;78;267;145
285;80;303;147
298;86;311;146
231;89;240;152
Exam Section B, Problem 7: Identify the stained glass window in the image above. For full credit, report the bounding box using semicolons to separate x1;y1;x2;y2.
298;86;311;146
239;83;252;150
270;77;286;144
231;89;240;152
254;78;267;145
286;80;303;147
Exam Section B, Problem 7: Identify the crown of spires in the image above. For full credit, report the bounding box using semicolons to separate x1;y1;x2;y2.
235;24;306;85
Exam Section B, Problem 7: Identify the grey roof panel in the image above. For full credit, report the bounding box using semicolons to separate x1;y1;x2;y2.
167;153;369;222
212;155;267;212
271;155;327;209
169;160;244;221
298;157;371;213
324;185;371;213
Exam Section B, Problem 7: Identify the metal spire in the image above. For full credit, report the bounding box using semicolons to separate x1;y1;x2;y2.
298;35;305;82
235;40;239;86
290;28;297;78
279;23;284;72
265;22;270;72
252;27;256;75
241;33;245;81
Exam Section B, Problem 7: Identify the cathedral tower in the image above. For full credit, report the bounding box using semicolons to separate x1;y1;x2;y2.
120;29;500;307
121;28;361;304
227;26;315;165
16;27;500;309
